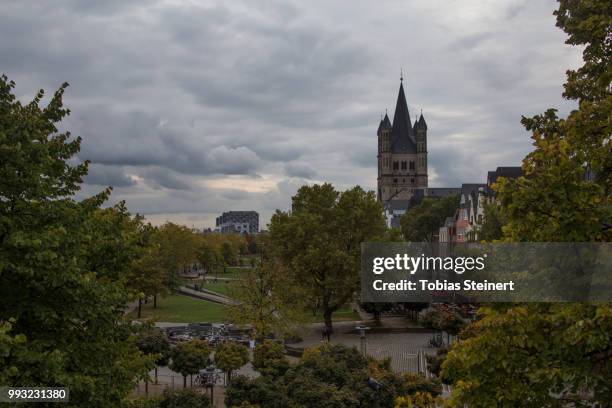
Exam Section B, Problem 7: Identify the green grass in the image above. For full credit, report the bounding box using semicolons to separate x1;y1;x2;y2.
132;294;227;323
200;280;234;297
301;305;361;323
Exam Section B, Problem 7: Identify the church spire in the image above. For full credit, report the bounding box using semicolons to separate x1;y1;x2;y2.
390;79;416;153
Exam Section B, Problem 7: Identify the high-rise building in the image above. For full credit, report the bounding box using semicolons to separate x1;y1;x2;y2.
215;211;259;234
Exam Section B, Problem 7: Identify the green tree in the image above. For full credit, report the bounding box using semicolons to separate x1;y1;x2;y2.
0;76;152;407
169;340;211;388
441;2;612;406
198;243;218;274
228;260;304;340
252;340;289;378
359;302;394;323
215;341;249;384
437;312;465;345
136;326;171;385
269;184;387;332
154;223;199;290
476;202;505;241
220;241;238;266
158;388;211;408
227;343;441;408
400;195;458;242
129;229;168;316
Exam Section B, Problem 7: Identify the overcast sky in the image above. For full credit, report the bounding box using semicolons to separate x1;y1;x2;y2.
1;0;581;229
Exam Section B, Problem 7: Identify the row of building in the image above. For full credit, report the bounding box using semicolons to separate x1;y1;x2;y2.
376;78;522;241
437;167;522;243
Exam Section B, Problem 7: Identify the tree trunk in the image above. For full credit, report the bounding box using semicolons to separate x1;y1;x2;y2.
154;367;158;384
137;299;142;318
145;377;149;396
154;294;157;308
183;375;187;388
323;309;333;335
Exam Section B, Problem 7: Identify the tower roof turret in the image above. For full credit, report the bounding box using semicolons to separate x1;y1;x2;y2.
415;112;427;130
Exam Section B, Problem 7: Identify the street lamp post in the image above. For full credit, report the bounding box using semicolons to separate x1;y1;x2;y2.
355;325;370;356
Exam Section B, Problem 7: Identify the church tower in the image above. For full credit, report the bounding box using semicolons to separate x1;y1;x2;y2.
377;77;428;204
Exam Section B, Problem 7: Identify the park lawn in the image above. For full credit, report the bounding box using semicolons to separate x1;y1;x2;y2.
301;305;361;323
200;280;235;297
132;294;227;323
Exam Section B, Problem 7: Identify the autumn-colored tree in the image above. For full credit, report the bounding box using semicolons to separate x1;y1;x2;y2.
220;241;238;266
214;341;249;384
252;340;289;378
442;2;612;406
228;260;304;340
154;223;199;290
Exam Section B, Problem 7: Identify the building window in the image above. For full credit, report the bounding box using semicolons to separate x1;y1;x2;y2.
393;178;398;184
401;161;407;170
393;161;399;170
402;178;405;183
411;178;415;184
409;161;415;170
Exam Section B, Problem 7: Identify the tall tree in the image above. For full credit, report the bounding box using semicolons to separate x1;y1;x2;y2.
154;223;199;290
442;2;612;406
220;241;237;266
269;184;387;332
228;260;303;340
400;195;459;242
136;325;171;385
129;224;168;315
197;243;218;274
0;76;152;407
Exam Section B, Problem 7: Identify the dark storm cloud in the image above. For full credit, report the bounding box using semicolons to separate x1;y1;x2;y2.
0;0;581;228
84;164;135;188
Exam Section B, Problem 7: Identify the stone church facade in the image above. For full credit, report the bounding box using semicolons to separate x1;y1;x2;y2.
377;78;428;203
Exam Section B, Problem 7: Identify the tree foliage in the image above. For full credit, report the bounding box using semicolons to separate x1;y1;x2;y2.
214;341;249;383
0;76;152;407
252;340;289;378
442;2;612;406
476;202;505;242
269;184;387;331
400;195;459;242
169;340;210;388
228;260;305;340
226;343;441;408
220;241;238;266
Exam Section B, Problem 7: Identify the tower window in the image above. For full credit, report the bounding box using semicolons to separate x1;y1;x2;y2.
393;161;399;170
409;161;415;170
401;161;407;170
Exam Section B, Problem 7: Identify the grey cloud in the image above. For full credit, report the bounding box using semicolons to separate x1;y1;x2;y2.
284;162;317;179
84;164;135;188
1;0;580;228
141;168;193;191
